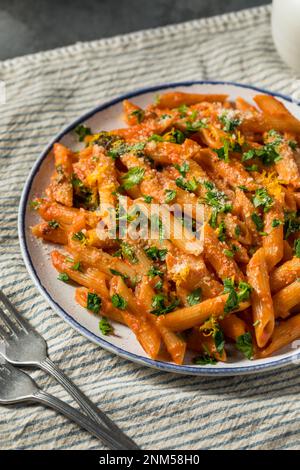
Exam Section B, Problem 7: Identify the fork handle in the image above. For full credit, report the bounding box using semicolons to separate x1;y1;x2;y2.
33;390;127;450
39;357;139;449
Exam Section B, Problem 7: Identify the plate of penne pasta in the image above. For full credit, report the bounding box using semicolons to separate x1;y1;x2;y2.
19;81;300;375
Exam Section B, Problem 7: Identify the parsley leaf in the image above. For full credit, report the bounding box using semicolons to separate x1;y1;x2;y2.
121;167;145;190
48;220;59;229
193;353;217;365
174;161;190;177
109;269;129;280
219;112;241;132
99;317;114;335
121;242;138;264
131;109;145;123
87;292;102;313
187;288;202;306
284;211;300;239
251;213;264;232
143;195;153;203
164;189;177;203
236;332;253;359
147;266;164;278
214;328;225;354
203;181;232;228
294;238;300;258
75;124;91;142
144;246;167;261
150;294;180;316
175;177;198;192
57;273;69;283
272;218;283;228
252;188;273;213
72;231;86;243
111;293;127;310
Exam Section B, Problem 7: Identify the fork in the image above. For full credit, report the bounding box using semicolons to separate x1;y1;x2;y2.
0;359;130;449
0;289;139;450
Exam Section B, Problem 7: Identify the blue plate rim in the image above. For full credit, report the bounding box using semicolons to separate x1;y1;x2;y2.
18;79;300;376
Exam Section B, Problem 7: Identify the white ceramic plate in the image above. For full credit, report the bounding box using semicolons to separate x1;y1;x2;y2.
19;80;300;376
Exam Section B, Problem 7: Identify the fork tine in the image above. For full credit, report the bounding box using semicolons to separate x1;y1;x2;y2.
0;305;20;335
0;289;29;332
0;324;10;342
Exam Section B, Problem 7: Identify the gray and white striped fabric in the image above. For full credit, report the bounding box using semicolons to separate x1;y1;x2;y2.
0;4;299;450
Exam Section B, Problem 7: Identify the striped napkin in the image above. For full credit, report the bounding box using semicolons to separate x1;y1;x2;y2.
0;5;299;450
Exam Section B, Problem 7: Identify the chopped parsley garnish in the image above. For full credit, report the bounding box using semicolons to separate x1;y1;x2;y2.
214;328;225;354
72;174;94;208
174;161;190;177
284;211;300;239
148;134;164;142
143;195;153;203
144;246;167;261
219;112;241;132
48;220;59;229
223;279;252;315
121;167;145;190
154;280;163;291
147;266;164;278
150;294;180;316
165;128;186;144
218;220;227;242
224;249;234;258
236;332;253;359
57;273;69;283
245;164;258;172
108;141;145;160
214;140;231;162
252;188;273;213
185;119;207;132
109;269;129;280
202;181;232;228
294;238;300;258
72;261;82;271
72;231;86;243
234;225;241;238
87;292;102;314
75;124;92;142
272;218;283;228
193;353;217;366
175;177;198;192
187;288;202;306
99;317;114;335
288;140;297;150
238;185;248;191
131;109;145;123
177;104;188;117
251;213;264;232
111;293;127;310
242;137;282;166
164;189;177;203
30;200;41;210
121;242;138;264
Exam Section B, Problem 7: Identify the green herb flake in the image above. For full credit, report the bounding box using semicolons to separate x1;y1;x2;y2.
48;220;59;229
87;292;102;314
121;242;138;264
150;294;180;316
99;317;114;335
193;353;217;366
219;112;241;132
57;273;69;283
143;195;153;203
294;238;300;258
252;188;273;213
75;124;92;142
251;213;264;232
272;218;283;228
72;231;86;243
175;176;198;192
187;288;202;306
144;246;168;261
147;266;164;279
236;332;253;359
164;189;177;203
121;167;145;190
109;269;129;280
111;293;127;310
131;109;145;123
224;249;234;258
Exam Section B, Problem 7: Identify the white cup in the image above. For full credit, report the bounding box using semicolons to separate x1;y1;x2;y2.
272;0;300;74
